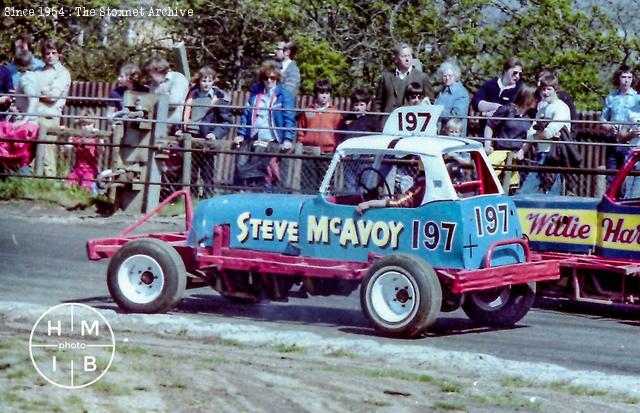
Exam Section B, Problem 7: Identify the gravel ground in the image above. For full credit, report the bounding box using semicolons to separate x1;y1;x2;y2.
1;301;639;413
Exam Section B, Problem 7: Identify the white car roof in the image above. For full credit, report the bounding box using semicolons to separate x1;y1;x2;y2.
336;134;482;156
336;104;482;156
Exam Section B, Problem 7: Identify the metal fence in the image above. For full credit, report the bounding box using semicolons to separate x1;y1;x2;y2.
0;82;634;205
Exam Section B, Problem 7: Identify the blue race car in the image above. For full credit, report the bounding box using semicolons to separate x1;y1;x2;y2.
88;106;558;337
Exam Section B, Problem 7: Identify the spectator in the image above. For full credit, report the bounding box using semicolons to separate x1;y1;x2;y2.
600;64;640;183
6;34;45;90
235;61;296;187
376;43;433;128
36;38;71;177
0;64;13;121
64;109;100;193
471;56;523;118
12;50;40;125
297;79;342;153
181;66;232;198
520;74;574;194
483;84;538;192
0;50;39;176
181;66;232;140
444;118;463;137
107;63;149;116
403;82;431;106
484;84;538;156
337;88;378;144
143;57;190;131
537;68;577;122
434;61;470;135
274;40;300;98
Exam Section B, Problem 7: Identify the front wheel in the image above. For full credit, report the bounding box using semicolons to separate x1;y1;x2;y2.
107;238;186;313
462;283;535;327
361;254;442;338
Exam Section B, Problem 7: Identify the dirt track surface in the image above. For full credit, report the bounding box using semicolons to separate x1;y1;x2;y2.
1;302;639;413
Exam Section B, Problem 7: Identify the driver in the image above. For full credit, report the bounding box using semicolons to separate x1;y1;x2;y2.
356;157;426;213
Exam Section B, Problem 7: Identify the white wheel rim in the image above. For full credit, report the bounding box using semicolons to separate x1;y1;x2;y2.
370;269;417;323
117;254;165;304
470;287;510;311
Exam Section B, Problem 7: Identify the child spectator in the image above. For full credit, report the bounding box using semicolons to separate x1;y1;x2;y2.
444;118;463;137
180;66;232;198
12;49;40;125
337;88;378;144
403;82;431;106
181;66;232;139
65;109;100;193
107;63;149;115
297;79;342;153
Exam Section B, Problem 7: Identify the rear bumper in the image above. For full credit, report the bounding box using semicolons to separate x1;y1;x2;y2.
441;259;560;294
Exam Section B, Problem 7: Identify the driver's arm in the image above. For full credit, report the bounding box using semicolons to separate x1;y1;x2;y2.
356;199;388;214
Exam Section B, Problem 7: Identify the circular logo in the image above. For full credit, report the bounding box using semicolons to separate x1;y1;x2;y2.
29;303;115;389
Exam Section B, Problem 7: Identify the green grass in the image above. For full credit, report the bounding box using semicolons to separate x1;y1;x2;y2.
0;176;111;210
91;379;133;396
272;344;305;353
326;349;356;358
433;401;466;411
471;392;542;410
117;344;150;355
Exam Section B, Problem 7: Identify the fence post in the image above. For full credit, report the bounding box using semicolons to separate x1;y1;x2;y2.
182;133;192;193
595;165;607;198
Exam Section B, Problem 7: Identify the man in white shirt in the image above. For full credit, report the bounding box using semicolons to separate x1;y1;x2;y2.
36;39;71;177
143;57;189;130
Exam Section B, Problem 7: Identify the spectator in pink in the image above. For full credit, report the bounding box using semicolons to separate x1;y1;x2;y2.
65;109;100;192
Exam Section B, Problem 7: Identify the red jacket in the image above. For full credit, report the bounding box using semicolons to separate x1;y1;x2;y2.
297;103;342;152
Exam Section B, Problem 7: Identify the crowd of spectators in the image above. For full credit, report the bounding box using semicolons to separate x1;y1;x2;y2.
1;35;639;197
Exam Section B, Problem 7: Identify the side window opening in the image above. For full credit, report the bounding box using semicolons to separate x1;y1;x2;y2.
325;153;425;208
444;150;500;198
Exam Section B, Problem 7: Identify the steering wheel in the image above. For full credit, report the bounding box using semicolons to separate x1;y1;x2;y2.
357;167;392;201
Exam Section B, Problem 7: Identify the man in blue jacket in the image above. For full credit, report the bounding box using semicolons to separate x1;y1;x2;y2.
235;61;296;187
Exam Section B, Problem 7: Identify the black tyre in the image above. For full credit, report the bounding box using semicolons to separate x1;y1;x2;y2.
361;254;442;338
107;238;186;313
462;282;536;327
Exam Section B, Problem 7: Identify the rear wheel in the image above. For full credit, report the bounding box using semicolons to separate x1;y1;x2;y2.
107;238;186;313
361;254;442;338
462;283;535;327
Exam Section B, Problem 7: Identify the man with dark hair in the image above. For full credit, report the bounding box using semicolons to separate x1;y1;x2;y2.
472;56;524;117
143;56;190;127
375;43;433;128
6;34;45;88
274;40;300;98
36;38;71;177
600;64;640;182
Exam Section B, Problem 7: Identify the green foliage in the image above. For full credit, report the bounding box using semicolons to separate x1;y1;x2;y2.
292;34;350;95
3;0;638;109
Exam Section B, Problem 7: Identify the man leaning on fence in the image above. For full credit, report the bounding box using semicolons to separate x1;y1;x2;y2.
35;38;71;178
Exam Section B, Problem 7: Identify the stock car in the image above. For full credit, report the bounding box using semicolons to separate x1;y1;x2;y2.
87;106;558;338
514;149;640;307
